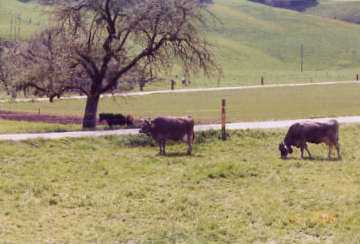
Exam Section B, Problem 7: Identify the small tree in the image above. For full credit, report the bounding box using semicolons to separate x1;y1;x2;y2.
0;46;4;88
5;28;87;101
13;0;221;129
0;41;17;96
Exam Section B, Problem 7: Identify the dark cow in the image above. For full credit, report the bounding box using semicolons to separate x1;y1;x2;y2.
139;116;195;155
99;113;127;128
279;119;341;160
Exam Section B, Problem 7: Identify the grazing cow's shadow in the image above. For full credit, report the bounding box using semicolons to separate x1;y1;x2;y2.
282;156;341;161
158;152;190;157
281;157;297;160
300;156;341;162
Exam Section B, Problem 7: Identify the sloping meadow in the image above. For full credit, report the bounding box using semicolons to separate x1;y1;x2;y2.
0;125;359;243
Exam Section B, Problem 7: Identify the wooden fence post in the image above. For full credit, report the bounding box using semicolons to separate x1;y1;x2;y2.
221;99;226;140
356;74;359;81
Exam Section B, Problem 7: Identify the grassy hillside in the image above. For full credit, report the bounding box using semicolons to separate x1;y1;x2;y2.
0;127;360;242
2;0;360;87
199;0;360;86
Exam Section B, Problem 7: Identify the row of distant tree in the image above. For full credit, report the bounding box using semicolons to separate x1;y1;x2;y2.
249;0;318;11
17;0;213;5
17;0;59;3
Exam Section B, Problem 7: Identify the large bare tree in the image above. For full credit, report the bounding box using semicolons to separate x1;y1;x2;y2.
10;0;220;129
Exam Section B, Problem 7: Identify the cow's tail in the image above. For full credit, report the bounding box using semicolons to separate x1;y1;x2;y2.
192;131;195;142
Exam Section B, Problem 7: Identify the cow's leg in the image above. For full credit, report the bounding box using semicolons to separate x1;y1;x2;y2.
163;140;166;155
186;132;193;155
328;144;333;160
335;141;341;160
300;146;305;159
158;141;163;155
304;143;312;159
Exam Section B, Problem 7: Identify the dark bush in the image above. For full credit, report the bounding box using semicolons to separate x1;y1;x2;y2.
199;0;213;4
249;0;318;11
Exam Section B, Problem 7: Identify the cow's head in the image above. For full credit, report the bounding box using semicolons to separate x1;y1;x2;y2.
99;113;105;122
279;142;292;159
139;120;152;136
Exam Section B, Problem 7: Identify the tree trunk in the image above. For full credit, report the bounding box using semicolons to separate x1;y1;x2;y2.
82;94;100;129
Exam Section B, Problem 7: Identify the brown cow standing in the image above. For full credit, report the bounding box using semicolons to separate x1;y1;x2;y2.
139;116;195;155
279;119;341;160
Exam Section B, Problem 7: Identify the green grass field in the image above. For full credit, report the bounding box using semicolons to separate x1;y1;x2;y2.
0;119;82;134
0;126;359;242
0;83;359;130
1;2;360;243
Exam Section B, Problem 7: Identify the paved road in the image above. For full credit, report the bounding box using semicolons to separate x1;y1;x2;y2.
1;116;360;141
0;80;358;103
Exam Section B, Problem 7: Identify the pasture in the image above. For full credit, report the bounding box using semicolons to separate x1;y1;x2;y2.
1;1;360;243
0;119;81;134
0;83;360;133
0;126;359;242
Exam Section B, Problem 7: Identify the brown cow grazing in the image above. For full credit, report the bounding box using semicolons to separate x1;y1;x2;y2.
279;119;341;160
139;116;195;155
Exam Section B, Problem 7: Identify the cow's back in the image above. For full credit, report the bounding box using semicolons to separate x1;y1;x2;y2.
152;116;194;141
304;120;338;144
286;120;338;145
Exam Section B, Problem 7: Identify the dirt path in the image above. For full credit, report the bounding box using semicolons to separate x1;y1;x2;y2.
0;80;358;103
1;116;360;141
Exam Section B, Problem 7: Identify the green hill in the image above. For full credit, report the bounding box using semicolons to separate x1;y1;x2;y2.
2;0;360;87
204;0;360;85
